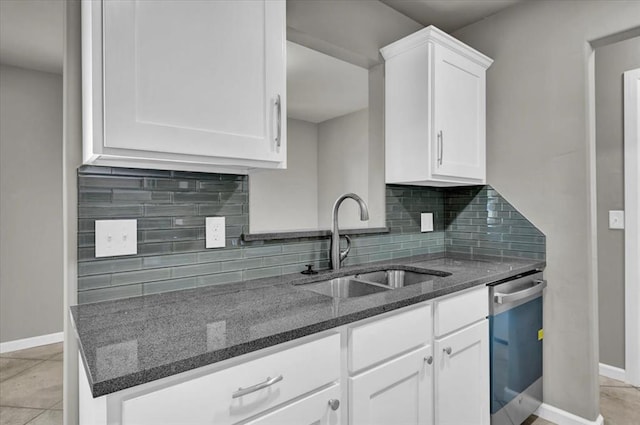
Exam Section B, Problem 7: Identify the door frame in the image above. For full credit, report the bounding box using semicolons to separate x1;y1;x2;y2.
624;68;640;386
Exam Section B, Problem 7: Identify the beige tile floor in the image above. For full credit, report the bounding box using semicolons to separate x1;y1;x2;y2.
1;342;639;425
0;343;62;425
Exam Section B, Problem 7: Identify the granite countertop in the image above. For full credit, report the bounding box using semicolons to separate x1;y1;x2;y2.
71;254;544;397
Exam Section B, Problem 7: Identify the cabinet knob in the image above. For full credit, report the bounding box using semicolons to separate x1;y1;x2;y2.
443;347;452;355
328;399;340;411
424;355;433;365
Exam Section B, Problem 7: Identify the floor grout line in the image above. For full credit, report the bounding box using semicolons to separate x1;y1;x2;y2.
0;403;48;409
0;353;63;360
0;359;47;383
24;408;49;425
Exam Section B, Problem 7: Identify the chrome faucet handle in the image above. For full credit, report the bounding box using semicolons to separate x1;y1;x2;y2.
339;235;352;263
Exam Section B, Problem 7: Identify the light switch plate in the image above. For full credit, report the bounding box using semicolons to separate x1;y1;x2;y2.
206;217;226;248
421;213;434;232
95;219;137;257
609;210;625;229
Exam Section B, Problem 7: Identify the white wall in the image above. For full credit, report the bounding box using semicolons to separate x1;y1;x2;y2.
249;118;319;232
453;1;640;420
0;64;63;343
317;108;370;229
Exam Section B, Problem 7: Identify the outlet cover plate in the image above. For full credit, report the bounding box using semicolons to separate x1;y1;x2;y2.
206;217;226;248
421;213;434;232
95;219;137;257
609;210;624;229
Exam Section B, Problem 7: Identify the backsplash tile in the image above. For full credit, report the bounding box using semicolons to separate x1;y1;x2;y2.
444;186;545;260
77;167;544;303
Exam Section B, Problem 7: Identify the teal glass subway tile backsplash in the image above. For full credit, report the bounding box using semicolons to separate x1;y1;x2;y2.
77;166;544;304
444;186;545;260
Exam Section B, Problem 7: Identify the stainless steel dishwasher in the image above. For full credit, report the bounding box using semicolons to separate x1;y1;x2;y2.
489;271;546;425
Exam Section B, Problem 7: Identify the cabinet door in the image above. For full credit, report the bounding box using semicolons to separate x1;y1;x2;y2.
350;345;433;425
432;44;486;181
435;319;489;425
101;0;285;164
246;385;341;425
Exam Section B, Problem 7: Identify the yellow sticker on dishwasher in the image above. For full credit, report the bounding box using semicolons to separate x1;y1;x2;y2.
538;329;544;340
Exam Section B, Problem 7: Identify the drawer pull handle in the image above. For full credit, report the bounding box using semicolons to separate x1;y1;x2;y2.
328;399;340;411
443;347;452;355
424;355;433;365
232;375;283;399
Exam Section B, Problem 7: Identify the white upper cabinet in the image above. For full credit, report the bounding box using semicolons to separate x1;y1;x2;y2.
381;26;492;186
82;0;286;173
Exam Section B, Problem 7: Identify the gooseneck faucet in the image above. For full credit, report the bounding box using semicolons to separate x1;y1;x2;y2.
330;193;370;270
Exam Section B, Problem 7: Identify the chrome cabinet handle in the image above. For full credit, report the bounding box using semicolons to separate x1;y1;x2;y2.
328;399;340;411
232;375;283;399
443;347;452;355
437;130;443;165
275;94;282;148
424;355;433;364
494;279;547;305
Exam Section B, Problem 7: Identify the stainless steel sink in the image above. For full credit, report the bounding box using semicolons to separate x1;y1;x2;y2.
353;269;434;288
303;277;390;299
299;267;443;298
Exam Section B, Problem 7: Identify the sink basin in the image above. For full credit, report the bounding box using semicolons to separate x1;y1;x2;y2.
299;267;445;298
354;269;434;288
303;277;390;299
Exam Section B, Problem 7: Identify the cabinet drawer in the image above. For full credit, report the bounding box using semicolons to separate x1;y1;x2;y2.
245;384;341;425
435;286;488;336
349;304;431;374
122;333;340;425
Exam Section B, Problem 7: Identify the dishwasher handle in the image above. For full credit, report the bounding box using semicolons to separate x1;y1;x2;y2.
494;279;547;305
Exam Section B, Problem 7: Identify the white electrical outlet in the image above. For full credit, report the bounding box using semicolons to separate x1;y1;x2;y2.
95;219;137;257
421;213;434;232
206;217;226;248
609;210;625;229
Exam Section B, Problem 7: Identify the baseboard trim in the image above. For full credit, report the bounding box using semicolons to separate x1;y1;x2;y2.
599;362;626;382
0;332;64;354
536;403;604;425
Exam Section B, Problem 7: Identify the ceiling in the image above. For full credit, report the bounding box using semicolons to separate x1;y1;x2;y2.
380;0;525;33
287;41;368;124
0;0;523;76
0;0;64;74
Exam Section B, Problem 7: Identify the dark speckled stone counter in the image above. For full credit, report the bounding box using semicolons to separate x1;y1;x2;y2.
71;254;544;397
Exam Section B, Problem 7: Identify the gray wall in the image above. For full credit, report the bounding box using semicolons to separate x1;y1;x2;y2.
453;1;640;420
249;118;319;232
595;36;640;369
287;0;422;69
62;2;82;423
0;64;63;343
318;108;371;229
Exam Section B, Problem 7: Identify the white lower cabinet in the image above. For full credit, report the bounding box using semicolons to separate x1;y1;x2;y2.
80;288;491;425
350;345;433;425
434;319;490;425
